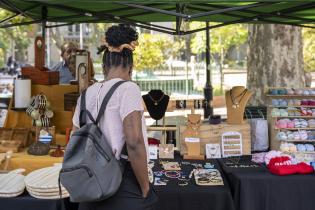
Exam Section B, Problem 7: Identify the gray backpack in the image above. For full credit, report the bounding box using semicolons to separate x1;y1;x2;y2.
60;81;127;202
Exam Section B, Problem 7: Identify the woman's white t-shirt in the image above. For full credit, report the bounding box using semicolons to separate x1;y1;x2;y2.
72;78;149;160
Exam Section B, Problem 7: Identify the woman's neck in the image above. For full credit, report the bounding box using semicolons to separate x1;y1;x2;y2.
105;68;130;81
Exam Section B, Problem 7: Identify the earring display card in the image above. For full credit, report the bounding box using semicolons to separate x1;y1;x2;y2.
149;145;158;160
206;144;221;159
162;162;181;171
221;131;243;157
159;144;174;159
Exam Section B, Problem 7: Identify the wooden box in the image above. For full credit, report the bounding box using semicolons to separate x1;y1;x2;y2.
64;92;80;111
179;122;251;156
0;128;31;152
22;67;59;85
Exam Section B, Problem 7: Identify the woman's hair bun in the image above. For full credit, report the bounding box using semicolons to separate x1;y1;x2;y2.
105;24;138;48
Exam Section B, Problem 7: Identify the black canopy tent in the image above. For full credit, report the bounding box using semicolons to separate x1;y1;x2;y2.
0;1;314;118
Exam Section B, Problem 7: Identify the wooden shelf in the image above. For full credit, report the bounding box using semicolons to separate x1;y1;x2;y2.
281;140;315;142
267;95;315;97
272;116;315;118
270;106;315;108
147;126;177;131
275;127;315;130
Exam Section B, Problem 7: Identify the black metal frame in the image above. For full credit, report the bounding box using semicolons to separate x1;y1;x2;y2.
0;1;314;118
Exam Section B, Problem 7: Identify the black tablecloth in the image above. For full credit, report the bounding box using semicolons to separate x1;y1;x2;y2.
0;191;78;210
219;156;315;210
153;155;235;210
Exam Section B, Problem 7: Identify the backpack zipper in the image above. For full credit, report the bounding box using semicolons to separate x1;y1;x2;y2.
61;165;93;177
72;132;110;161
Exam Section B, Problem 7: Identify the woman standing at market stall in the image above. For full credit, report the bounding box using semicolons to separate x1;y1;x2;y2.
72;24;158;210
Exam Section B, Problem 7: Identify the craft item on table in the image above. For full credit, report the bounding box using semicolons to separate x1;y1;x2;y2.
148;137;160;146
27;141;50;156
194;169;224;186
0;169;26;198
204;163;215;169
38;129;53;144
271;108;280;117
149;145;158;160
303;90;310;95
267;156;314;176
0;109;8;127
264;150;285;165
294;89;303;95
154;177;167;186
164;171;181;179
305;144;315;151
178;179;189;186
50;145;64;157
176;100;187;109
286;88;295;95
205;144;221;159
148;167;154;183
221;131;243;157
226;86;252;124
25;164;69;199
280;142;297;153
143;89;170;121
209;115;221;125
271;99;280;106
162;162;181;171
13;75;31;109
252;152;268;163
159;144;174;159
191;163;203;169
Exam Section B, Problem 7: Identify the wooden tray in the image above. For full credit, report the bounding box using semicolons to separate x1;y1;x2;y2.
0;128;30;152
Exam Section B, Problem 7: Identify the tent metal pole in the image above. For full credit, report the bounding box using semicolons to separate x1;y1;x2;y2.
41;6;47;38
204;21;213;119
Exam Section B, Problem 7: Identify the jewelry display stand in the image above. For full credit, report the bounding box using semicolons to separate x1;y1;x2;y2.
183;114;204;160
226;86;252;124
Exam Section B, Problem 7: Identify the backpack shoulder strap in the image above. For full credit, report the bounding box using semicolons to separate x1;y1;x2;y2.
95;80;127;124
79;89;96;127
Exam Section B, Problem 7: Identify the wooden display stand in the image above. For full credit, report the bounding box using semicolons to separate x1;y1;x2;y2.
179;122;251;156
4;84;77;146
21;36;59;85
226;86;252;124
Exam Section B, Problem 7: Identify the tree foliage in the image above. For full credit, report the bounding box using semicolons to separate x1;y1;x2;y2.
134;33;182;71
0;9;33;66
190;22;248;61
303;28;315;72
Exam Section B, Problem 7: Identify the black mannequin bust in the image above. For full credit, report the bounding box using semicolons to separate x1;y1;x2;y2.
143;89;170;121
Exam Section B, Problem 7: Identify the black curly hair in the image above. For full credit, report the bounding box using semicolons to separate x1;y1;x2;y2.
97;24;138;72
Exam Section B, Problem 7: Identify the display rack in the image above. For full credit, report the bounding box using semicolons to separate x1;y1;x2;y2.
267;88;315;151
145;98;203;145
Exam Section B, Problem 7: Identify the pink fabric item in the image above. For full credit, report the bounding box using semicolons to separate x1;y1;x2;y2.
72;78;149;160
276;120;287;129
287;121;295;128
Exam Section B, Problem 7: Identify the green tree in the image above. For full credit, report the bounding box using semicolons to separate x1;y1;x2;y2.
134;33;179;71
0;9;33;66
190;22;248;92
303;28;315;72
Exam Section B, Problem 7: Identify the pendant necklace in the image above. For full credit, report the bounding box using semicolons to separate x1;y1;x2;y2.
148;93;165;106
230;89;248;109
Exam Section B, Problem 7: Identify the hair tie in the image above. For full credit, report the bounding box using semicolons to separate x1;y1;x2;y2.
103;39;139;53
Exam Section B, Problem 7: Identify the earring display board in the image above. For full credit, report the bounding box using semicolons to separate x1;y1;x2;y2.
159;144;174;159
226;86;252;124
206;144;221;159
221;131;243;157
179;123;250;156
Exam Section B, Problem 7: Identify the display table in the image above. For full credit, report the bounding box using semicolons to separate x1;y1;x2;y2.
0;191;77;210
3;151;63;174
219;156;315;210
153;155;235;210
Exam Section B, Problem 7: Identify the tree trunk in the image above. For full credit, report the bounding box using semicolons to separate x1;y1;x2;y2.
247;24;305;105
